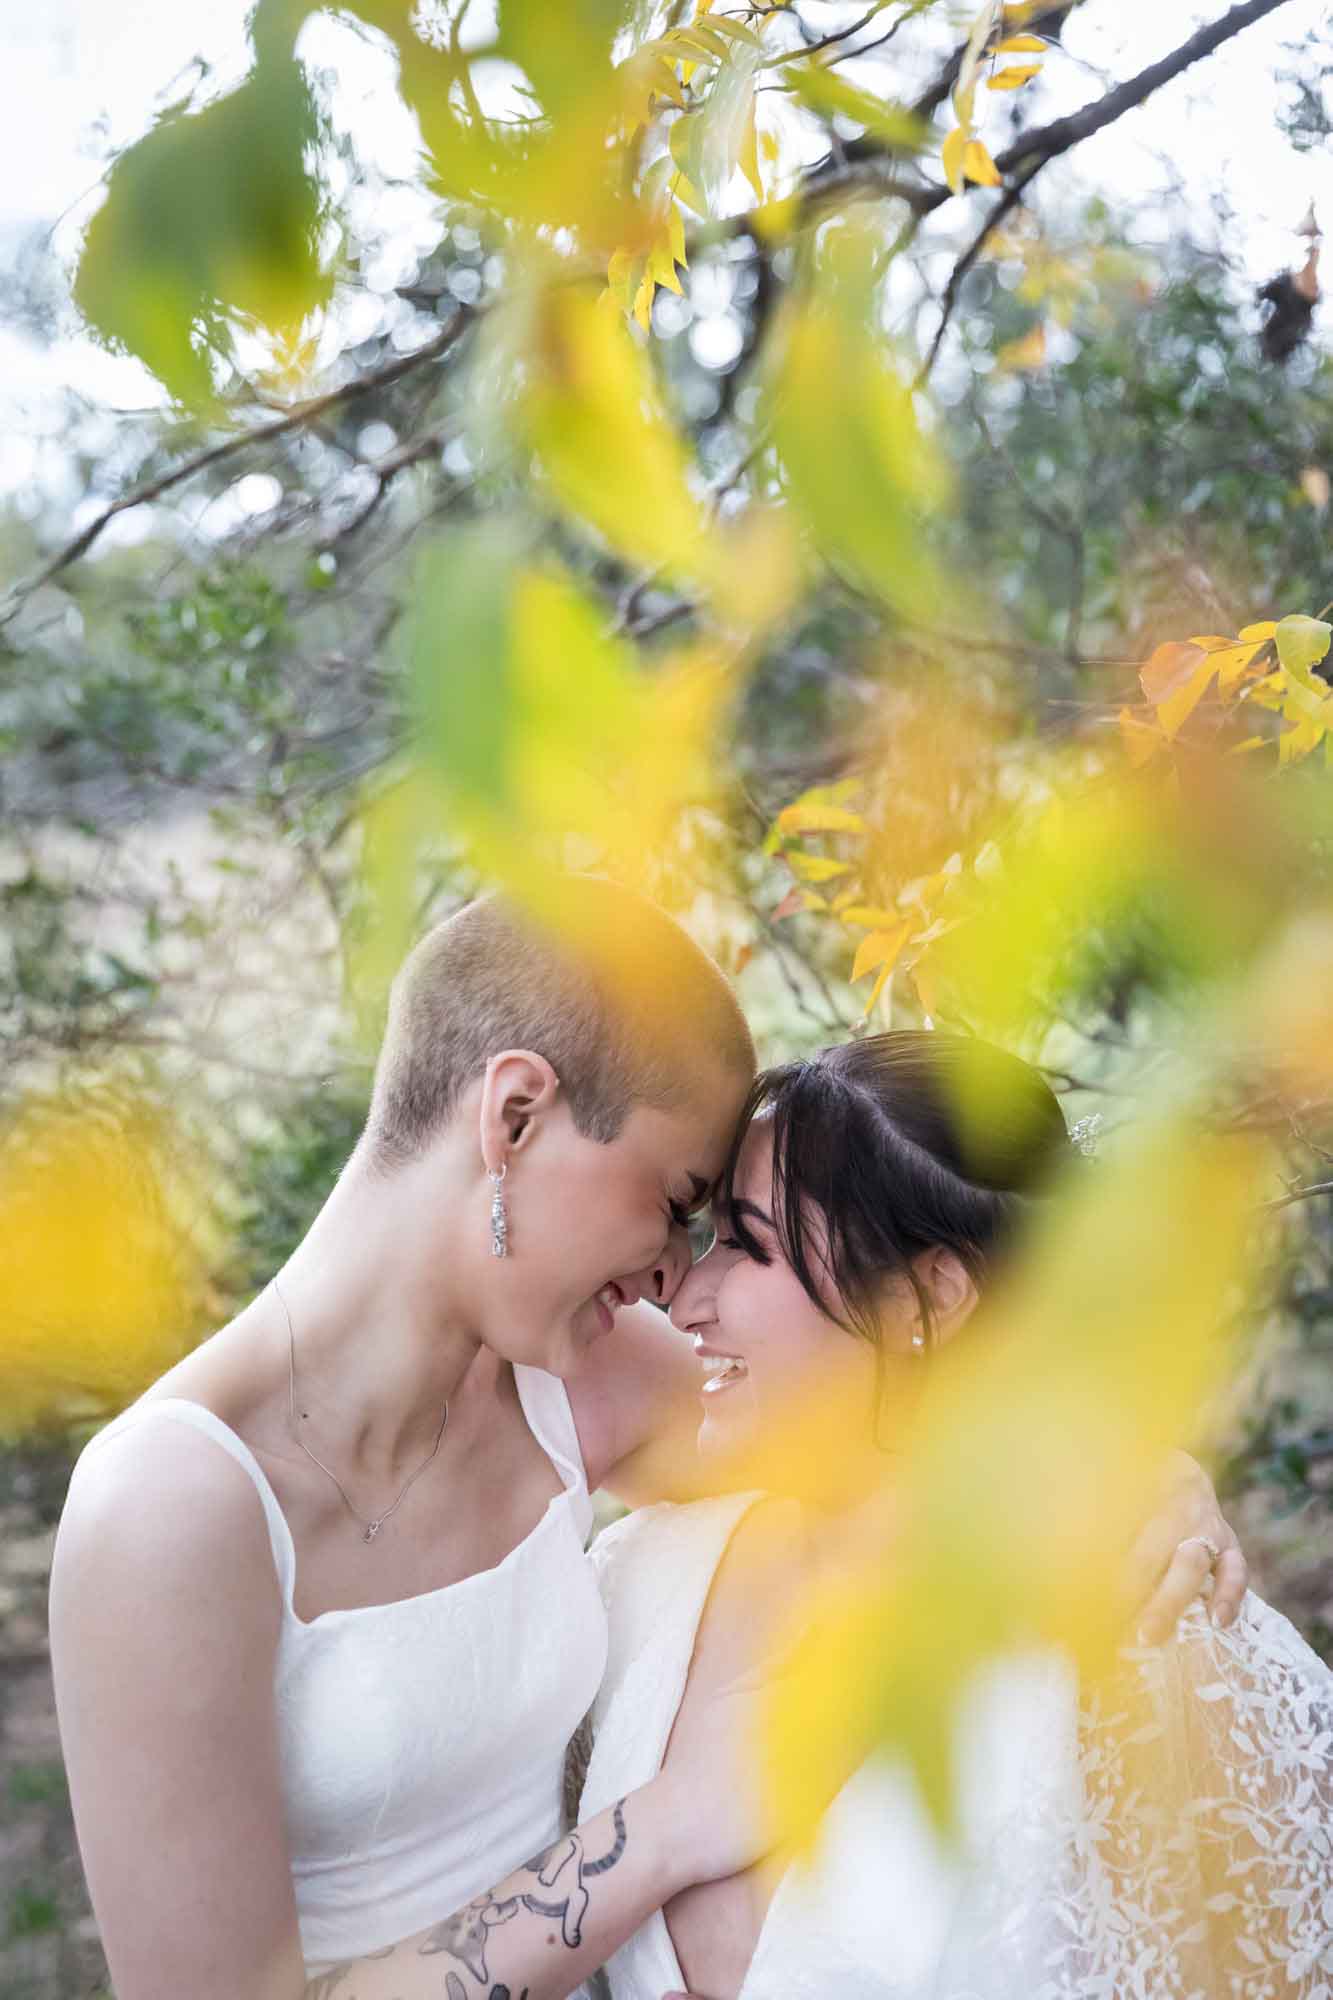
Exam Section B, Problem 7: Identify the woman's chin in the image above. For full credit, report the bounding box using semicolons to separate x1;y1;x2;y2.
697;1383;760;1463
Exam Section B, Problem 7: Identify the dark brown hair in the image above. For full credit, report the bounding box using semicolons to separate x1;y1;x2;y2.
722;1031;1074;1350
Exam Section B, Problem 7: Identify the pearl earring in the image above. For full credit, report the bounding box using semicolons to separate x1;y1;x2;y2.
489;1165;509;1259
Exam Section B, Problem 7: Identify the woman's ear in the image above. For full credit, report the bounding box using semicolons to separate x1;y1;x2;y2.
479;1050;560;1172
914;1247;979;1347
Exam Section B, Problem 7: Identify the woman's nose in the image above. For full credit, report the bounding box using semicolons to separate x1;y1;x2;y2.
648;1222;694;1306
667;1245;717;1331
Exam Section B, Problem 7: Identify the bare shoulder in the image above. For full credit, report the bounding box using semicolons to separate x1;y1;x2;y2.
566;1300;698;1491
51;1418;302;1997
687;1497;808;1696
53;1413;282;1656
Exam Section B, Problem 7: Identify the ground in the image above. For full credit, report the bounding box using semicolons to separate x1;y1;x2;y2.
0;1445;106;2000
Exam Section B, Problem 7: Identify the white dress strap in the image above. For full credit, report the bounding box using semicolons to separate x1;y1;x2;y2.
513;1364;593;1542
81;1397;297;1605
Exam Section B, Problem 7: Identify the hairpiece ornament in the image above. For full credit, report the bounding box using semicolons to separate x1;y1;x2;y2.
1070;1113;1104;1159
489;1164;509;1258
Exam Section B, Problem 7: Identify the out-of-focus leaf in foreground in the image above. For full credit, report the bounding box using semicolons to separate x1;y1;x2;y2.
348;527;731;1020
763;221;948;617
0;1091;212;1436
74;52;333;406
759;1109;1266;1843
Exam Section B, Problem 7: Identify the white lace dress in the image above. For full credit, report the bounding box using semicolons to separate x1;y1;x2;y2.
579;1496;1333;2000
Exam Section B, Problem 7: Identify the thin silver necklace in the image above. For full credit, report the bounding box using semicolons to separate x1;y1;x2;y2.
272;1278;449;1545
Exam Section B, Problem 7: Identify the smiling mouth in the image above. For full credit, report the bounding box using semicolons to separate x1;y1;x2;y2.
694;1340;749;1396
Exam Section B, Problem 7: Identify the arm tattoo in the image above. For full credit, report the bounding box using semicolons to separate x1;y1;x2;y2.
519;1799;629;1949
420;1800;628;1983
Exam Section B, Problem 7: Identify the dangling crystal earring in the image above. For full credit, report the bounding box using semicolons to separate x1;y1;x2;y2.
489;1165;509;1259
910;1329;926;1353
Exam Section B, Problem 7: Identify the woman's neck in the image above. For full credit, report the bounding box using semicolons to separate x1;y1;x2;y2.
254;1143;491;1478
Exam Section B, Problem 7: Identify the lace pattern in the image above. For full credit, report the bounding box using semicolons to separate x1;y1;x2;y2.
936;1594;1333;1998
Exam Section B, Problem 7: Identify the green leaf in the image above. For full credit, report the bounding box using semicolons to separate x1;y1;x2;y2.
74;51;334;405
1275;614;1333;689
781;66;924;151
513;285;708;582
762;222;948;613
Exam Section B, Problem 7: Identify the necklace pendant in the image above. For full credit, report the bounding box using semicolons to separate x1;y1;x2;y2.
364;1520;381;1543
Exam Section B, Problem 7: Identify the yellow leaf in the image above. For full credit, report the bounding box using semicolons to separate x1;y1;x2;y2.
516;285;706;578
1139;640;1217;738
788;853;856;883
1300;465;1330;511
752;192;799;239
987;62;1043;89
775;802;868;835
764;1112;1265;1841
409;535;730;912
996;321;1046;371
763;221;948;615
1238;620;1278;643
649;238;685;294
962;138;1002;187
994;32;1048;50
851;923;911;983
865;958;896;1016
838;904;904;929
1185;638;1268;689
0;1091;211;1433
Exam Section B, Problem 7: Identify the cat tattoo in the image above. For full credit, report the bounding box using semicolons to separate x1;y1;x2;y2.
419;1800;628;1982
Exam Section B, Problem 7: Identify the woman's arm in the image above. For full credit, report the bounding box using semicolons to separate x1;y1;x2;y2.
50;1426;306;2000
570;1313;1249;1637
302;1650;784;2000
300;1781;699;2000
53;1416;773;2000
566;1301;706;1507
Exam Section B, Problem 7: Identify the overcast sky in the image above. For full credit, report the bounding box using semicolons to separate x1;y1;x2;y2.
2;1;1329;435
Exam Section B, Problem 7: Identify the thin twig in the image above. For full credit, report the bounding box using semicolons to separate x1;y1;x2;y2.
1266;1181;1333;1213
762;1;892;68
915;158;1045;384
1;309;478;625
792;0;1298;227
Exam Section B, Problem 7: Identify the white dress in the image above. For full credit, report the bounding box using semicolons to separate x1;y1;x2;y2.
580;1496;1333;2000
74;1367;608;1973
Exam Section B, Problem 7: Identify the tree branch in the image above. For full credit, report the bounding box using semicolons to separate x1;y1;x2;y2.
915;157;1045;384
793;0;1297;225
1266;1180;1333;1213
0;307;477;627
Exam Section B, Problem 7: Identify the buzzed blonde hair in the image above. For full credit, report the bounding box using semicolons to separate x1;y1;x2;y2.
366;878;755;1164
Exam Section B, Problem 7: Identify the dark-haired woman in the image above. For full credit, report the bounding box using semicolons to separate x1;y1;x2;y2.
578;1034;1333;2000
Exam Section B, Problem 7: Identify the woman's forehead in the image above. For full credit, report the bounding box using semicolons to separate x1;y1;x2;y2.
727;1116;775;1199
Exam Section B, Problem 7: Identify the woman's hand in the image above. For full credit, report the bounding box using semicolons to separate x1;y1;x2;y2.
1123;1450;1248;1646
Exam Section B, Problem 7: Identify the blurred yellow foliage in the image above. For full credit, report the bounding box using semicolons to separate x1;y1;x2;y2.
759;1108;1267;1840
0;1092;211;1436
